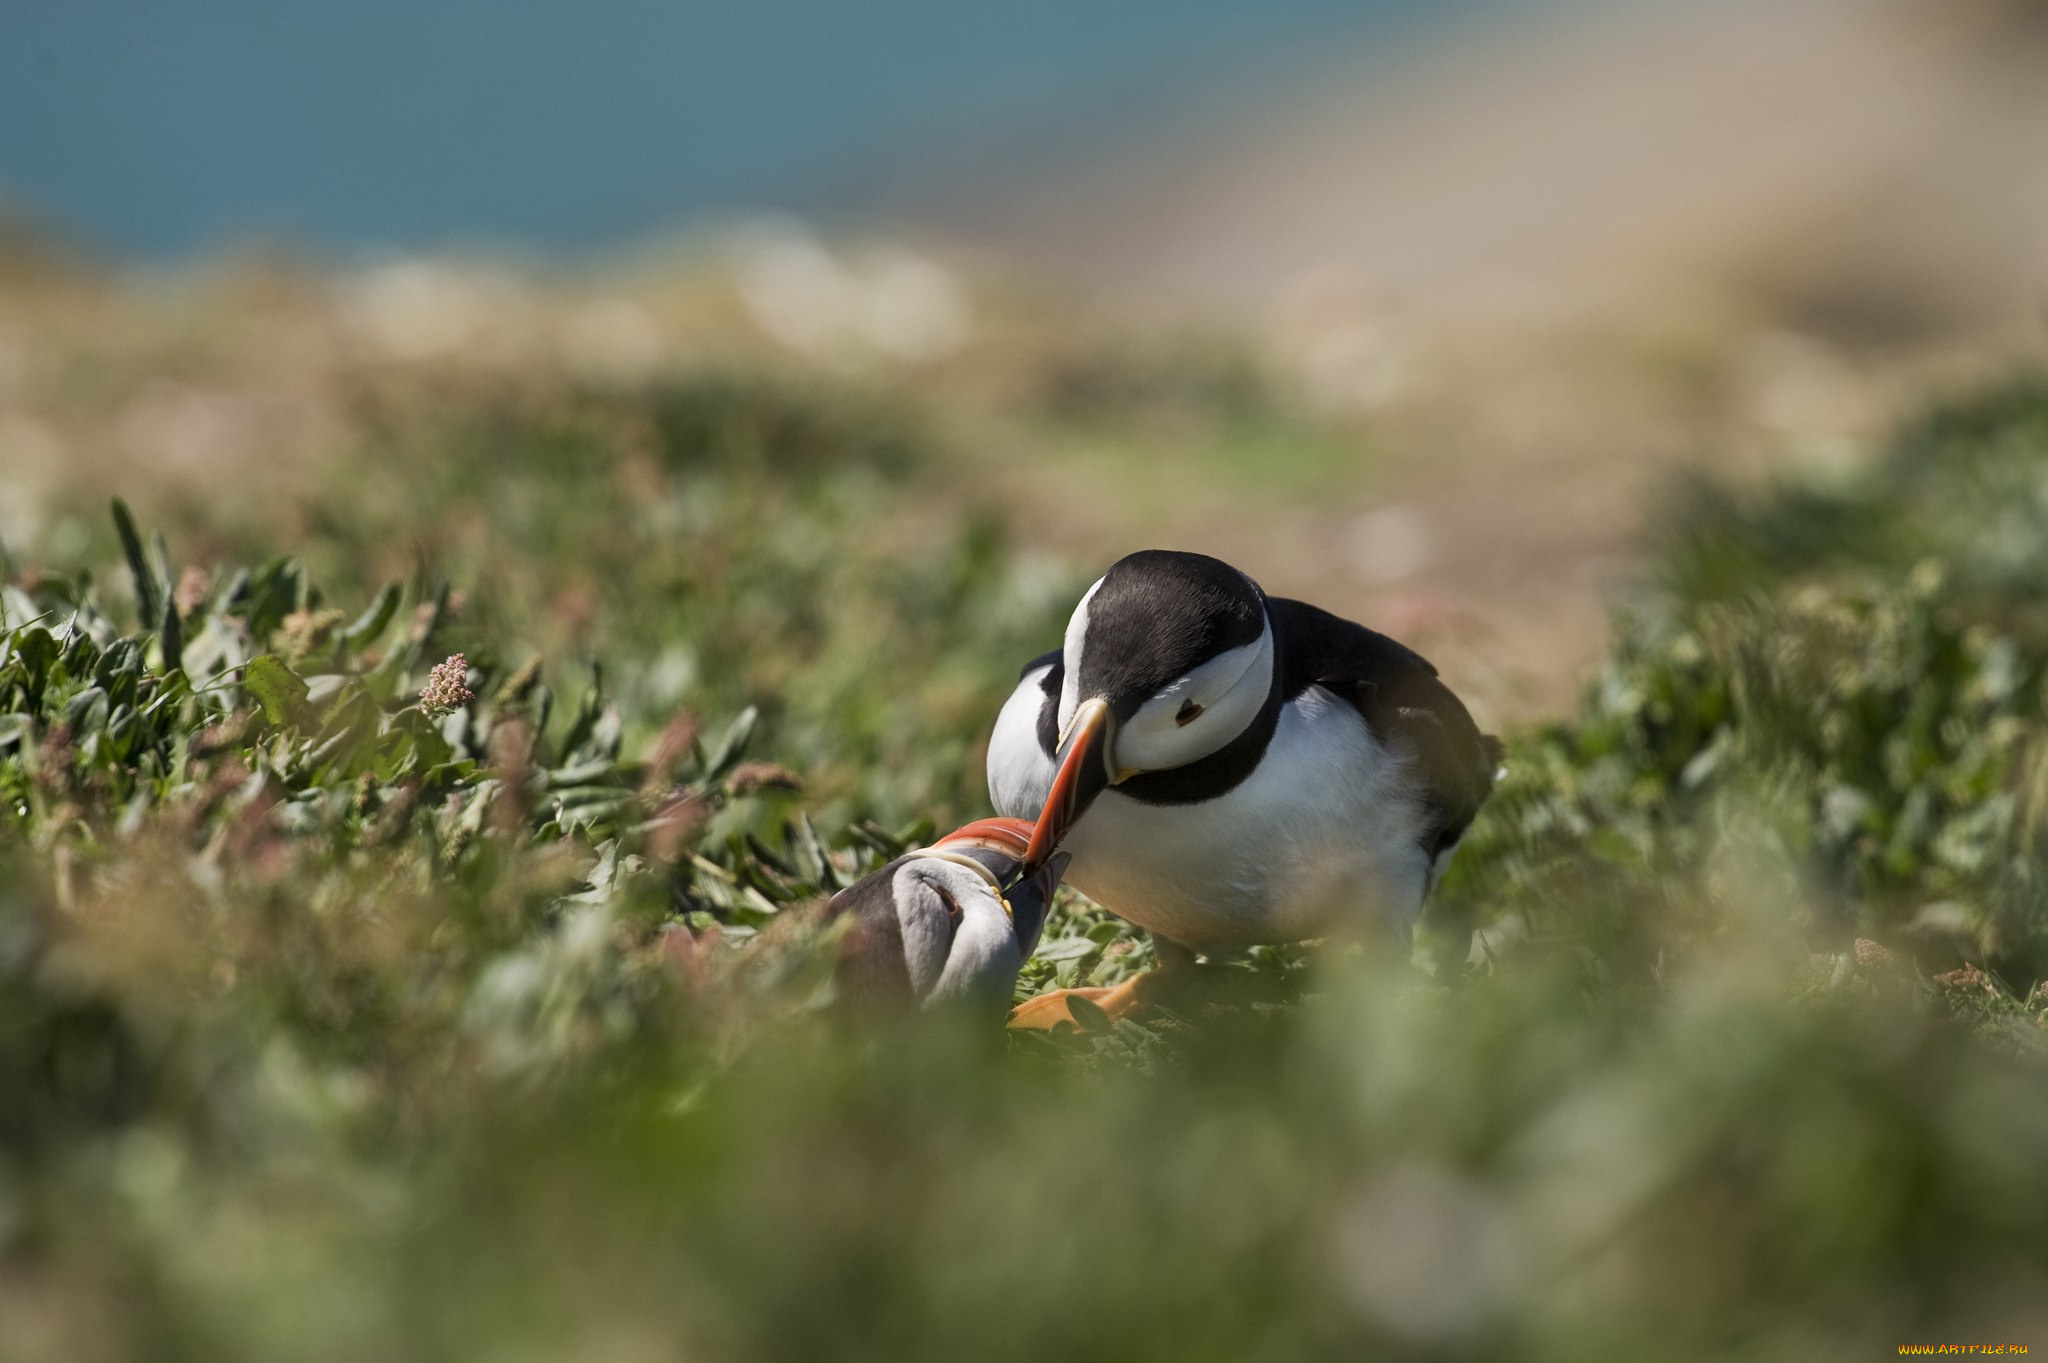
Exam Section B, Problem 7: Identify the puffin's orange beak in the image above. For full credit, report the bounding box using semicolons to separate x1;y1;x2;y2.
1021;697;1116;874
933;816;1037;861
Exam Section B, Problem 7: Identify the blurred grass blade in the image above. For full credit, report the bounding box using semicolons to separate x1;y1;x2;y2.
160;592;184;674
701;706;758;782
791;813;834;888
150;531;174;605
560;666;606;757
341;583;403;649
111;498;164;628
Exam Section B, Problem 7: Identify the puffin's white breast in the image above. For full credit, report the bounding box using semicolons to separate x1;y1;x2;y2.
986;675;1434;947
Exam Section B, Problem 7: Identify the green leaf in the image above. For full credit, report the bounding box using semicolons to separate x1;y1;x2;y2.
367;728;419;782
743;831;793;879
560;667;607;757
314;679;376;737
545;758;625;790
12;626;56;702
141;669;192;720
340;583;402;650
1063;993;1113;1033
846;819;908;860
93;638;143;695
105;703;139;761
699;706;757;781
60;627;97;675
303;682;383;780
63;686;110;735
243;653;313;729
235;559;303;641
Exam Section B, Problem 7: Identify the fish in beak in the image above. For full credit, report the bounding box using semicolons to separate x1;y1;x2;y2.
1021;697;1120;875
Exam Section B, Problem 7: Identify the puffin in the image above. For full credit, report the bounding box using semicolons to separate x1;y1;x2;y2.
831;817;1069;1016
988;549;1501;1028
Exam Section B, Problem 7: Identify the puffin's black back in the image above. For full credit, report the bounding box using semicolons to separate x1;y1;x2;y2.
1268;595;1502;858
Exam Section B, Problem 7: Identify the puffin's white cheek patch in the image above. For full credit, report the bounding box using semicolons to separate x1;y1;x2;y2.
1115;620;1275;772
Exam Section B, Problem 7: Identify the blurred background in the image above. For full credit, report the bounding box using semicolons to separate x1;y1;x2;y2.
7;0;2044;721
8;5;2048;1360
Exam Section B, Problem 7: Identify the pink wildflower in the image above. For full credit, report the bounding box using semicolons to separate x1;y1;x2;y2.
1933;964;1994;995
419;653;476;718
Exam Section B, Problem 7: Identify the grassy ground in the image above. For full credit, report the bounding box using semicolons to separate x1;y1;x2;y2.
4;249;2048;1360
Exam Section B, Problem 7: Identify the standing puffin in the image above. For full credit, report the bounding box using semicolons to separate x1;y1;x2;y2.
832;817;1070;1016
988;550;1501;1028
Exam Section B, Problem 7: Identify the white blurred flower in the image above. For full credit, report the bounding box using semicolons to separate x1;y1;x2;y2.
729;219;969;361
730;219;856;355
562;297;666;382
343;260;531;362
858;247;969;361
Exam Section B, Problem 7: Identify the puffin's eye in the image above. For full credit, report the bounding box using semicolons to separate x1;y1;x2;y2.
1175;699;1204;726
931;880;963;926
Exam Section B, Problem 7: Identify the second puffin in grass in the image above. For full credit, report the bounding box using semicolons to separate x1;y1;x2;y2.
831;817;1069;1017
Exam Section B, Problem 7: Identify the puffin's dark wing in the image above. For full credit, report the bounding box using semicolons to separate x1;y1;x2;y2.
1268;597;1503;860
1018;646;1063;683
830;867;916;1004
1020;646;1064;758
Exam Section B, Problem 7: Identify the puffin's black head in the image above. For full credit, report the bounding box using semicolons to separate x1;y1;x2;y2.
1024;550;1276;871
1071;550;1266;718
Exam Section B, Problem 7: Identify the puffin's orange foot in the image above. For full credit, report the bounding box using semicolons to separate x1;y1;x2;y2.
1007;974;1152;1032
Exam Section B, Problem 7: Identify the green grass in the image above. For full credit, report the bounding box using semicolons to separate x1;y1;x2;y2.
6;316;2048;1361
